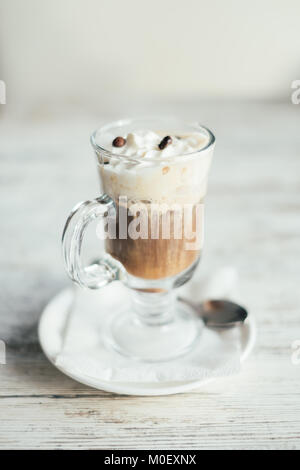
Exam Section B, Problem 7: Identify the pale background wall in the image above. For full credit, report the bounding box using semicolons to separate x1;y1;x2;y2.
0;0;299;117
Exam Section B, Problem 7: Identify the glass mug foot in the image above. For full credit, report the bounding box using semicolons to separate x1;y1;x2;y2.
104;293;203;362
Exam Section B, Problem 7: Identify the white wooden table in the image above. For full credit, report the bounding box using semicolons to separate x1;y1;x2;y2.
0;101;299;449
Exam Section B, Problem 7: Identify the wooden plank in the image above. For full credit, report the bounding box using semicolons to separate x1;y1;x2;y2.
0;102;299;449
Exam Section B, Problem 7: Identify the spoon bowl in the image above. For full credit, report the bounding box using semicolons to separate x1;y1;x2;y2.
179;298;248;328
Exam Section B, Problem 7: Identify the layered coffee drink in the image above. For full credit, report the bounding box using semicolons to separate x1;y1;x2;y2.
63;119;215;361
96;128;213;280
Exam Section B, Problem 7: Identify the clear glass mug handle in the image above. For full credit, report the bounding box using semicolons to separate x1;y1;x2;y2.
62;194;124;289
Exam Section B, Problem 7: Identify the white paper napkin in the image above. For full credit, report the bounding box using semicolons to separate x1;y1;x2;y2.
55;267;242;383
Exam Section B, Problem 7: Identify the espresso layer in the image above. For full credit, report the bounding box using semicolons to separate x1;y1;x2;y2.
105;202;202;280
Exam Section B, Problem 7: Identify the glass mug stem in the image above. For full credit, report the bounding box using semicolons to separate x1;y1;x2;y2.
131;290;175;326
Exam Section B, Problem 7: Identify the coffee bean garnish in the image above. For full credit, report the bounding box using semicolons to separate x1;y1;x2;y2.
158;136;172;150
112;136;126;147
103;160;109;165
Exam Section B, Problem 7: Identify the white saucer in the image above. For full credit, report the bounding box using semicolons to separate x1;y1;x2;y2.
38;288;256;396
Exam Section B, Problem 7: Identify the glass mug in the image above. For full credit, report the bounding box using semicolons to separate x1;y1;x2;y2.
62;118;215;362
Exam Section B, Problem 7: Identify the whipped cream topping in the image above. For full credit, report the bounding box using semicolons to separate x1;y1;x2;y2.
106;130;208;160
97;129;214;205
